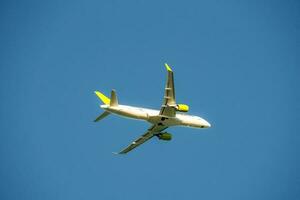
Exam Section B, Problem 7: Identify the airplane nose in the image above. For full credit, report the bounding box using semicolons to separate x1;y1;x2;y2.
203;120;211;128
206;122;211;128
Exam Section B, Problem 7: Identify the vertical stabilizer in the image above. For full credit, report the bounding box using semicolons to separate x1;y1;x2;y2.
110;90;119;106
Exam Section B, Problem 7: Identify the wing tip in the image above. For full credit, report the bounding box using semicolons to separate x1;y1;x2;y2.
165;63;173;72
112;152;125;155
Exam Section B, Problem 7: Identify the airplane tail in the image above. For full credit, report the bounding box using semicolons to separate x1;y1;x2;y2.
94;90;119;122
110;90;118;106
94;111;110;122
94;90;119;106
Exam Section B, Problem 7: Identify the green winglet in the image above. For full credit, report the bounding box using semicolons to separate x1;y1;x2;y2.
165;63;173;72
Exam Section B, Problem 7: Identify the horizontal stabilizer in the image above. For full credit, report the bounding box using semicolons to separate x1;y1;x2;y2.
95;91;110;105
94;111;110;122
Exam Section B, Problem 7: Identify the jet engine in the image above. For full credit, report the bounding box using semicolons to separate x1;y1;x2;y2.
175;104;189;112
157;132;172;141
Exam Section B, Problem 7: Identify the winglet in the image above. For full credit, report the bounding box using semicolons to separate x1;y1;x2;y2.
165;63;173;72
94;91;110;105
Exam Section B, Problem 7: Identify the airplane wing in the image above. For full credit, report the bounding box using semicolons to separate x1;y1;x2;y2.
117;124;168;154
159;63;176;117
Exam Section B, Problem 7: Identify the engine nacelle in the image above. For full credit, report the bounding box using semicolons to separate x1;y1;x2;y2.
176;104;189;112
158;132;172;141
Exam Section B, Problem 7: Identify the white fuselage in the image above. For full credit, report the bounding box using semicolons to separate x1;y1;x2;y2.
101;104;211;128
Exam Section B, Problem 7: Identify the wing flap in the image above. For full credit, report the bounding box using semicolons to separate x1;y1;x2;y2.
159;63;176;117
117;125;168;154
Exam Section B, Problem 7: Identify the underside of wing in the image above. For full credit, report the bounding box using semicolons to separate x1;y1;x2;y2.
159;63;176;117
117;125;168;154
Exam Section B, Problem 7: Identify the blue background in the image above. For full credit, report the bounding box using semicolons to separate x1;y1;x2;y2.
1;0;299;199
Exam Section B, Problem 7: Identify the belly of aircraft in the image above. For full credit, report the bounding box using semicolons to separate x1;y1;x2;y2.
106;105;152;120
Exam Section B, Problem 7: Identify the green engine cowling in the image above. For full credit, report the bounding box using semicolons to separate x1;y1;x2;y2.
158;132;172;141
176;104;189;112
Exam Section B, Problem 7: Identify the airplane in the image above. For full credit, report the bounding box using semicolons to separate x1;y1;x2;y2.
94;63;211;154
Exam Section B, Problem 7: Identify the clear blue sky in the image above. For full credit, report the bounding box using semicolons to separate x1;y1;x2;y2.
1;0;299;199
